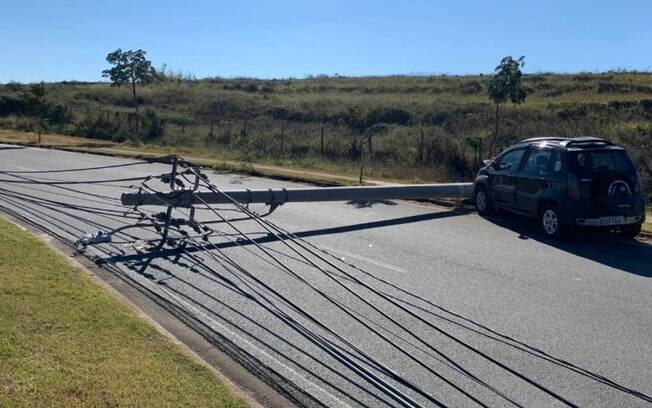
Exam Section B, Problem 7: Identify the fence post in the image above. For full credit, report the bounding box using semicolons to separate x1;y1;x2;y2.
320;123;325;156
418;124;425;163
280;122;285;154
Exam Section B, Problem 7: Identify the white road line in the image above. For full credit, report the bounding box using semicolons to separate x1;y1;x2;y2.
319;244;406;274
154;281;354;408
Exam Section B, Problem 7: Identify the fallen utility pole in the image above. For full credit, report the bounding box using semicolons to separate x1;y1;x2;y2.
77;156;473;251
121;183;474;208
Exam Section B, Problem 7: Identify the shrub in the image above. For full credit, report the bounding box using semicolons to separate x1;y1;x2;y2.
367;107;412;126
459;80;483;95
0;96;25;116
142;109;164;140
47;104;73;125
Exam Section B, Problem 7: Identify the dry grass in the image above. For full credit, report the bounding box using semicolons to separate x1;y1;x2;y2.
0;129;113;147
3;72;652;190
0;218;248;408
643;212;652;234
0;129;405;186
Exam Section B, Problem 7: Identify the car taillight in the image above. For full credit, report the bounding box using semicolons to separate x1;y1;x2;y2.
568;172;580;200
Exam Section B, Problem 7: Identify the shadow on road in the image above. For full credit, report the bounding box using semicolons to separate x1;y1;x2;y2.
99;209;468;265
346;199;397;208
482;212;652;278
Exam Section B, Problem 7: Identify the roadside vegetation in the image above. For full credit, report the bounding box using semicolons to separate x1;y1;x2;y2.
1;53;651;195
644;212;652;234
0;218;248;408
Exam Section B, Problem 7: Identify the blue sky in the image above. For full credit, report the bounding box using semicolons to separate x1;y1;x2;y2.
1;0;651;82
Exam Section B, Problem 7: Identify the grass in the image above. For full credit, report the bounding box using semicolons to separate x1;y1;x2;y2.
2;71;652;192
0;218;248;408
643;212;652;234
0;129;402;186
3;72;652;188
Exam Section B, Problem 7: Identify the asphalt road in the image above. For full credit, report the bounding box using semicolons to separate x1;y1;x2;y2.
1;144;651;408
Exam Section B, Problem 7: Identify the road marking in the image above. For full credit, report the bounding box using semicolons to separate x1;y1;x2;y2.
154;281;354;408
319;245;406;274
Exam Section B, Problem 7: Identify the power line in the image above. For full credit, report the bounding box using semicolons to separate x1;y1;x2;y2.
0;160;148;174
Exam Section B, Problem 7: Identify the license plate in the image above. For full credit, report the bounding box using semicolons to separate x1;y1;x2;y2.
599;216;625;226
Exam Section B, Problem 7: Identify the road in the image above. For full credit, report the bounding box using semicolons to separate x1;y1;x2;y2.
1;144;651;408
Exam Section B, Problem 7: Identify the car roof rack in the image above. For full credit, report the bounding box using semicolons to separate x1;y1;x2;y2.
518;136;616;148
561;137;615;148
519;137;569;144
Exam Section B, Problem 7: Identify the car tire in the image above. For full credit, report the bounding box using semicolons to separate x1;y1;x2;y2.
539;203;568;239
619;224;641;239
474;185;493;215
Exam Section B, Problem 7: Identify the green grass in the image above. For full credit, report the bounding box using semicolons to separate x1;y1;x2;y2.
0;218;248;408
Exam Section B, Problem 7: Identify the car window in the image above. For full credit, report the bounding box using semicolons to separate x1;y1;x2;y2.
573;151;633;173
497;149;526;170
522;148;560;176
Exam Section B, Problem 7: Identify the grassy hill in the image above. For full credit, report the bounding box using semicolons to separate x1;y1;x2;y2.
1;72;651;191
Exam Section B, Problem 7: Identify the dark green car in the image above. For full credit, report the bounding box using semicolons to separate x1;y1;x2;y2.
473;137;646;238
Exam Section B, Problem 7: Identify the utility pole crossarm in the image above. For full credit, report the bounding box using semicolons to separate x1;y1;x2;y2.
121;183;474;208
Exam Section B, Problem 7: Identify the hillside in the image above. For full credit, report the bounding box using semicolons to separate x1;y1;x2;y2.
1;72;651;191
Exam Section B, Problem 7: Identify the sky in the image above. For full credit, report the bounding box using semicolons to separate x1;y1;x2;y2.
1;0;651;83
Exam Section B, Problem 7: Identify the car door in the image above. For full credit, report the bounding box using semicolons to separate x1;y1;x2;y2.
515;147;561;216
490;148;527;208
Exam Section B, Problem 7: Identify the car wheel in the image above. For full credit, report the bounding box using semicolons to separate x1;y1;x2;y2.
474;186;492;215
619;224;641;239
539;203;568;239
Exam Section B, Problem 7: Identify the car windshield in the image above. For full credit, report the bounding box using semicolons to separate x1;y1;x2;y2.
572;150;634;174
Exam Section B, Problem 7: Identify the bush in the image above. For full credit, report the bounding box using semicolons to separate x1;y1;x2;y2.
459;80;483;95
47;104;73;125
367;107;412;126
639;99;652;114
142;109;164;140
0;96;26;116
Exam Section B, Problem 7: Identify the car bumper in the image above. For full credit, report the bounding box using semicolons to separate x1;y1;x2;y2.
576;215;643;227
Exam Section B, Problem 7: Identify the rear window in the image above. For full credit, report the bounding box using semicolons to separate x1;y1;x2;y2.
573;150;634;174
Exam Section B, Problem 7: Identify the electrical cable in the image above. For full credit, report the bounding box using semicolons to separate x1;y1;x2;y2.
190;168;580;407
279;222;652;404
5;154;649;406
137;180;441;408
0;175;151;185
0;160;148;174
187;178;519;407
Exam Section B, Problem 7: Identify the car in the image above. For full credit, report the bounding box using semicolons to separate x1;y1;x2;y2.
473;137;646;238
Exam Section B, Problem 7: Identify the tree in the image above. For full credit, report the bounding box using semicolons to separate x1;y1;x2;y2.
487;56;527;155
102;49;155;113
21;82;49;144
